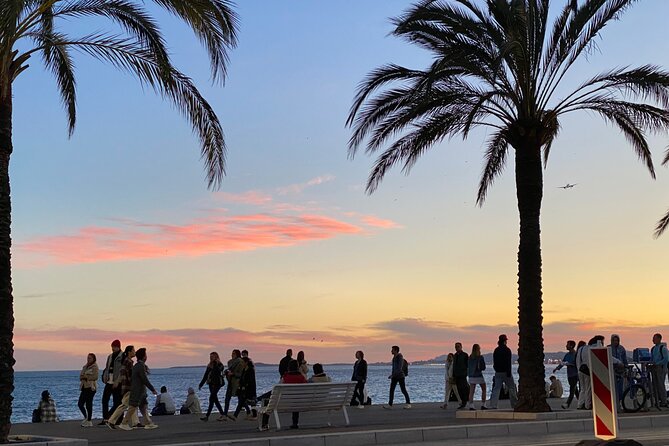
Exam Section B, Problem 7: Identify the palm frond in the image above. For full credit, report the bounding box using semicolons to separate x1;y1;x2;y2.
654;209;669;238
477;129;510;205
53;0;169;66
150;0;238;83
29;32;226;187
568;98;661;178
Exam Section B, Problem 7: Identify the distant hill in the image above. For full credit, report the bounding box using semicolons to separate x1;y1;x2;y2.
411;351;571;365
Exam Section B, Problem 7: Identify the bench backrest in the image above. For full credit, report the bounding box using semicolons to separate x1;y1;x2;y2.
266;382;356;413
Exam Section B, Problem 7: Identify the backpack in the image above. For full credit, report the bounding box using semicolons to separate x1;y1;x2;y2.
32;407;41;423
402;359;409;377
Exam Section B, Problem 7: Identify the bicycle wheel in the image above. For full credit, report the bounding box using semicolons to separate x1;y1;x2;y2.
622;384;647;412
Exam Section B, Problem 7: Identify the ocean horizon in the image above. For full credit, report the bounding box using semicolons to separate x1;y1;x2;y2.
14;363;569;424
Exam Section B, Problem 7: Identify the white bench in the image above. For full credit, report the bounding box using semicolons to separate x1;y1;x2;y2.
258;382;357;430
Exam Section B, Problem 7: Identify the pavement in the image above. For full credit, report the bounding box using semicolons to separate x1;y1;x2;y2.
10;399;669;446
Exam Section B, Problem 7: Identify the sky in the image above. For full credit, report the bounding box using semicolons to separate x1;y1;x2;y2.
9;1;669;371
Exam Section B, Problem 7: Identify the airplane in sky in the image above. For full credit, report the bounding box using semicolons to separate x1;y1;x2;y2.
557;183;577;189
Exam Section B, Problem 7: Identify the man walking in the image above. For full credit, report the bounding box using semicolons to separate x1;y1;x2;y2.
119;348;158;430
383;345;411;409
651;333;668;408
553;340;579;409
452;342;469;409
99;339;123;425
488;334;518;409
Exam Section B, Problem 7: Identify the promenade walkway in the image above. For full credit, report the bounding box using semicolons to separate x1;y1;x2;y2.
11;399;669;446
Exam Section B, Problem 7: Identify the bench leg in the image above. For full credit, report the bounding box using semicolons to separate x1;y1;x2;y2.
274;411;281;430
342;406;350;426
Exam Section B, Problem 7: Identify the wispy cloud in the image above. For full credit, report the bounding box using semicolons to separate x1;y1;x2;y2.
361;215;403;229
213;190;273;206
276;175;336;195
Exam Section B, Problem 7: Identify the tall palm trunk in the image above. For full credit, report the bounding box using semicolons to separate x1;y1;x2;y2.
0;86;14;443
513;138;550;412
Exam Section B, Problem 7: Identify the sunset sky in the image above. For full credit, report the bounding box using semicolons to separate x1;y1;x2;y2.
11;1;669;370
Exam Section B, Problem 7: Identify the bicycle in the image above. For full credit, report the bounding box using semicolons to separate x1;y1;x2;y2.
621;363;654;412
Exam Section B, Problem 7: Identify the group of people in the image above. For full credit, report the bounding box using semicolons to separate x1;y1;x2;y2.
437;335;518;411
553;333;669;410
34;341;202;428
265;348;368;430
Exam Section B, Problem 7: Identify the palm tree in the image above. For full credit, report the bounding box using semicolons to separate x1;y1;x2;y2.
347;0;669;412
0;0;237;441
655;150;669;238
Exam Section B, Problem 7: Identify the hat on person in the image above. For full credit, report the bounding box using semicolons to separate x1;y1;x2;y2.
499;334;508;341
111;339;121;348
41;390;50;399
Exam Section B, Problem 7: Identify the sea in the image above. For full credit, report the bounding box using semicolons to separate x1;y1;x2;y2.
14;364;567;424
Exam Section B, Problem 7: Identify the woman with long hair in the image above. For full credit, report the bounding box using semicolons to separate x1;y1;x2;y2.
296;351;309;378
198;352;225;421
78;353;99;426
467;344;487;410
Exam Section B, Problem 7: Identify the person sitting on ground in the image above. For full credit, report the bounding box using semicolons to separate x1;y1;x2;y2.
308;363;332;383
38;390;58;422
151;386;176;416
548;375;563;398
180;387;202;414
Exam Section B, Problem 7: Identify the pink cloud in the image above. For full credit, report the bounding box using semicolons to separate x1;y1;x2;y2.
361;215;402;229
276;175;336;195
16;213;363;266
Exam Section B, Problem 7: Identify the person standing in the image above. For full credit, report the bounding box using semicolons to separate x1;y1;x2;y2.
99;340;123;425
119;348;158;430
78;353;99;426
453;342;469;409
553;340;579;409
577;337;604;410
488;334;518;409
278;349;292;378
351;350;368;408
651;333;668;408
383;345;411;409
198;352;225;421
467;344;488;410
441;353;461;409
609;334;628;405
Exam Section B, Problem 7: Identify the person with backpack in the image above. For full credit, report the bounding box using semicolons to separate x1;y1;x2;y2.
99;339;123;425
651;333;669;408
383;345;411;409
198;351;225;421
